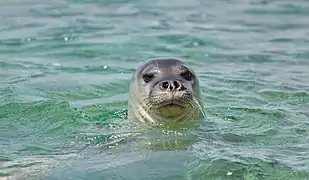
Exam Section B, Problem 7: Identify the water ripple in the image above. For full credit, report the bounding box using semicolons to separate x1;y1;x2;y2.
1;0;309;179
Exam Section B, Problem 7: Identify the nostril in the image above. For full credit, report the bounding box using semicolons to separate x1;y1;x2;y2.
160;80;185;91
173;80;182;90
161;81;169;90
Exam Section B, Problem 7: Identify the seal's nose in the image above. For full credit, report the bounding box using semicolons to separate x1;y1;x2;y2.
160;80;185;91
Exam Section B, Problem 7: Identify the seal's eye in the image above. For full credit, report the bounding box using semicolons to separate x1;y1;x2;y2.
143;73;154;83
181;70;193;81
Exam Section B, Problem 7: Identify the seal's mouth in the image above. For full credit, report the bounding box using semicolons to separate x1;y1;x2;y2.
157;100;186;109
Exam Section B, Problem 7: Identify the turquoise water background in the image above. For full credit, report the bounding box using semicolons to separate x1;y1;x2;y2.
1;0;309;179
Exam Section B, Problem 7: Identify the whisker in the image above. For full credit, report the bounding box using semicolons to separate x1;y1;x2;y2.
191;97;206;118
141;103;156;123
144;104;153;114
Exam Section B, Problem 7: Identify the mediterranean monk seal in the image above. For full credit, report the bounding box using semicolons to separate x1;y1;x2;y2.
128;58;205;125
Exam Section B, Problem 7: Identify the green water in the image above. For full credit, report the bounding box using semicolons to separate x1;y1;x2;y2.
1;0;309;179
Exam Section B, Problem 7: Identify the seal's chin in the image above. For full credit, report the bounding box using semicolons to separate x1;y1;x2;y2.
153;100;187;118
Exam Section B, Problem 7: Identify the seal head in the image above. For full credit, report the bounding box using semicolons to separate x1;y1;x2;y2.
128;58;204;124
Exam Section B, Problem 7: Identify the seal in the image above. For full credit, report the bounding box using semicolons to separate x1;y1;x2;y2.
128;58;205;125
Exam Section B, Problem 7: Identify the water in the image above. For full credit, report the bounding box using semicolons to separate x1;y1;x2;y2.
1;0;309;179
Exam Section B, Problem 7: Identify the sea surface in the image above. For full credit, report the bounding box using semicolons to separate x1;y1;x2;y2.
1;0;309;179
